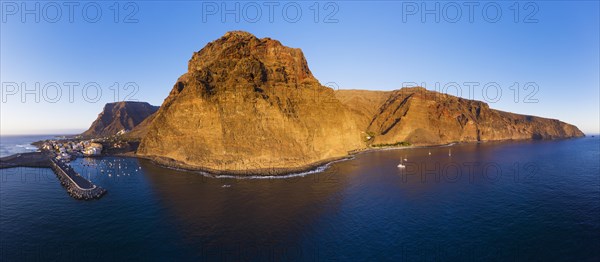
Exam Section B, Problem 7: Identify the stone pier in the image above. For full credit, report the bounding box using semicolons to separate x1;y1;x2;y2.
49;159;106;200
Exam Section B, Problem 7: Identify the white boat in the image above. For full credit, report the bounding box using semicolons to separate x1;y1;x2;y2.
397;158;406;168
448;149;452;156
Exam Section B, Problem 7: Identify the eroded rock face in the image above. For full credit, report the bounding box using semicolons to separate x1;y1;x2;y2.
336;87;584;145
82;101;159;138
137;31;363;174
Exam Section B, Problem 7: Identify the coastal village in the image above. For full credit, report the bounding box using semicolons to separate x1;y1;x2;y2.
42;139;103;161
38;133;134;162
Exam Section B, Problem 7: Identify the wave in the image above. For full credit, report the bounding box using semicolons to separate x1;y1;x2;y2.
0;144;39;157
16;144;38;150
158;156;355;180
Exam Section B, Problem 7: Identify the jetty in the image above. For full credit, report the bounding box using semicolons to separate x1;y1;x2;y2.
49;158;106;200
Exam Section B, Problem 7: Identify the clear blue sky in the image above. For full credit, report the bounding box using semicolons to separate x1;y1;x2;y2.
1;1;599;134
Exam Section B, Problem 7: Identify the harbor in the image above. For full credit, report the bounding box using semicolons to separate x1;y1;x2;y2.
1;136;144;200
49;157;106;200
1;152;107;200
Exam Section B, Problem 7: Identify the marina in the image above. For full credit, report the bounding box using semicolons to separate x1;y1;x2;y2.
0;152;107;200
49;158;106;200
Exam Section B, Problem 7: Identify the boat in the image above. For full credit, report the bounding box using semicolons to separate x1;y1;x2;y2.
449;149;452;156
397;158;406;168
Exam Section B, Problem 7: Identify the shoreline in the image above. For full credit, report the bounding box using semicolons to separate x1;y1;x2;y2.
1;136;586;178
131;136;586;177
134;154;355;177
134;141;462;178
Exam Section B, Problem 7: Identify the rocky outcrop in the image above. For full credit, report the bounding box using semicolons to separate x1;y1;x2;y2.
82;101;159;138
336;87;584;145
136;31;363;174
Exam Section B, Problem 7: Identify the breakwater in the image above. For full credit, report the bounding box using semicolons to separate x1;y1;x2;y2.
49;158;106;200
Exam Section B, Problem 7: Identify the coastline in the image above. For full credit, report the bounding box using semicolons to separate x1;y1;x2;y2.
133;136;586;177
132;141;478;177
134;154;355;177
1;136;586;177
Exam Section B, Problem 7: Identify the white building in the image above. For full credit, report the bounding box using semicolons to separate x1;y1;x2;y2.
83;143;103;156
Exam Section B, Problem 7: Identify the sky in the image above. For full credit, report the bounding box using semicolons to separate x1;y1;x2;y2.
1;1;599;135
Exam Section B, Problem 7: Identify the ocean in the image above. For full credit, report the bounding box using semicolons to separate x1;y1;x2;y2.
0;135;60;157
0;135;599;261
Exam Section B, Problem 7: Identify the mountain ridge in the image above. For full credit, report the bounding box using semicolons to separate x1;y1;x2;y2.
336;87;583;145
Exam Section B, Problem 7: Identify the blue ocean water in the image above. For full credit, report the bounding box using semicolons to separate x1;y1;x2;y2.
0;135;61;157
1;136;599;261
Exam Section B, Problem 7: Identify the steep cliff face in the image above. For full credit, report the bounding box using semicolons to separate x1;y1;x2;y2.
336;87;584;145
137;31;363;174
123;112;158;140
82;102;159;138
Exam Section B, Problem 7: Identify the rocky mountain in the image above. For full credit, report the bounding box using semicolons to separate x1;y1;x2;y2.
82;101;159;138
131;31;583;175
336;87;584;145
136;31;363;174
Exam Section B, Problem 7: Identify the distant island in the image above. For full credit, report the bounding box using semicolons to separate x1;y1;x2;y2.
2;31;584;177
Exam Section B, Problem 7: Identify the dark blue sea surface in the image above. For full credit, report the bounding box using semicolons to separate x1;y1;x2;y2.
1;136;599;261
0;135;58;157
